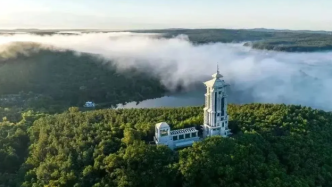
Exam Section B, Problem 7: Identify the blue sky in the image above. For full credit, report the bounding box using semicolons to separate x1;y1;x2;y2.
1;0;331;30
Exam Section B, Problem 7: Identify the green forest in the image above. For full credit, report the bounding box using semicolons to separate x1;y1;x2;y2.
1;31;332;187
133;29;332;52
3;29;332;52
1;103;332;187
0;43;166;114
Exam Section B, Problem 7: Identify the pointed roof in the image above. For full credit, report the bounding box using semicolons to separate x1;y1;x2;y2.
213;64;223;79
212;72;223;79
204;66;224;87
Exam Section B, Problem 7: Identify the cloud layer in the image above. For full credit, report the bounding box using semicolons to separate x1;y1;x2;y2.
1;32;332;110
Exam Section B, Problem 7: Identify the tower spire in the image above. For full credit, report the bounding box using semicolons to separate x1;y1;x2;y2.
212;62;222;79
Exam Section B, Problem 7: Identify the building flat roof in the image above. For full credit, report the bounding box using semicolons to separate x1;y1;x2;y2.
170;127;198;135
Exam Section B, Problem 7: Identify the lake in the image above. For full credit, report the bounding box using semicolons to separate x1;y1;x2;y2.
116;86;327;111
116;91;205;108
116;87;255;109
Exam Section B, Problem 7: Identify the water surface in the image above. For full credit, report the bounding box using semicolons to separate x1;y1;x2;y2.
117;91;205;108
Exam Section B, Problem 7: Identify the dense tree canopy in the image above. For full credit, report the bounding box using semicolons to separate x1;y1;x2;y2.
1;103;332;187
133;29;332;52
3;29;332;52
0;43;166;112
2;29;332;187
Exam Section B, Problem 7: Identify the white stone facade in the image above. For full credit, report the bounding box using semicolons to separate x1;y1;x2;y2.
154;122;200;150
154;70;231;150
202;69;231;138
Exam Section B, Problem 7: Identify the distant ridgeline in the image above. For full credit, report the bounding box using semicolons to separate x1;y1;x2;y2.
154;69;232;150
2;29;332;53
132;28;332;52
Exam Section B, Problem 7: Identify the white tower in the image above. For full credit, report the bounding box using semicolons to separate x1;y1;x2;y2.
203;66;231;138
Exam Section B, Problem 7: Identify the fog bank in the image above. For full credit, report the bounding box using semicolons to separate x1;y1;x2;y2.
0;32;332;110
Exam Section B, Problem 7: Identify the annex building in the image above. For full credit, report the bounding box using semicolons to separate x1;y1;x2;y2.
154;68;232;150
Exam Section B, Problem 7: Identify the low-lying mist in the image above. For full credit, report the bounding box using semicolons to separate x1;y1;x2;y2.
1;32;332;110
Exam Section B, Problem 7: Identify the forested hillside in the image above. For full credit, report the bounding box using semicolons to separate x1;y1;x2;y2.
3;29;332;52
1;103;332;187
132;29;332;52
0;43;166;113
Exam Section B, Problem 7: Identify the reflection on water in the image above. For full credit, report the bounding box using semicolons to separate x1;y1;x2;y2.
116;87;256;109
117;66;330;110
116;83;325;110
116;91;205;108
